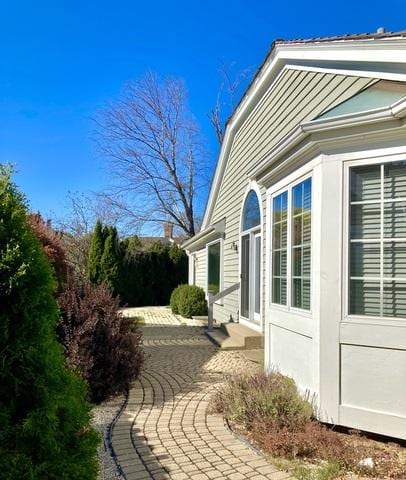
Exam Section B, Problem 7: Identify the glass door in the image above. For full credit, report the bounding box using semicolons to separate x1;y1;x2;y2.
240;231;261;323
253;233;261;322
241;234;250;319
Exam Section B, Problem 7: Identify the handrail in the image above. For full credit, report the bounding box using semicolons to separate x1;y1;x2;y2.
207;282;240;332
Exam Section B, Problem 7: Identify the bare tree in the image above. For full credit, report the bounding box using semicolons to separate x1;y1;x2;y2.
209;62;253;146
54;192;117;275
94;72;208;238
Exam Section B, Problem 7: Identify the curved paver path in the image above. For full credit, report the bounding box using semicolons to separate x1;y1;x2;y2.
111;313;291;480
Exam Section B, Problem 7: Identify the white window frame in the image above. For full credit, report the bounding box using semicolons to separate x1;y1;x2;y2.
343;156;406;326
206;238;223;305
269;173;313;314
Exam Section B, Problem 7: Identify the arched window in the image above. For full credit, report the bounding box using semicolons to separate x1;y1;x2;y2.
242;190;261;231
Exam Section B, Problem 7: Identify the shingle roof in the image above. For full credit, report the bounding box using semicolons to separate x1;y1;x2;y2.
273;29;406;45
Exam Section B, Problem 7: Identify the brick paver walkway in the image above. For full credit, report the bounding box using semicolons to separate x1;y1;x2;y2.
111;309;290;480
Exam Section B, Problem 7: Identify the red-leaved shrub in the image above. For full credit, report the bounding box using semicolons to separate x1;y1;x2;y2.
58;276;144;403
28;213;67;288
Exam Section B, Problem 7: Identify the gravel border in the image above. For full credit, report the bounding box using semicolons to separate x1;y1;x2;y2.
92;394;127;480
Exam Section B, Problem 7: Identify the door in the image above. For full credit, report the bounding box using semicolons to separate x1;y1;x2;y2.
240;231;261;324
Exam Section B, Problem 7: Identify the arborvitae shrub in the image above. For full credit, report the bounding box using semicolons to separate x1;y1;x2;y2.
58;276;144;403
176;284;208;318
0;166;99;480
87;219;105;283
99;227;121;292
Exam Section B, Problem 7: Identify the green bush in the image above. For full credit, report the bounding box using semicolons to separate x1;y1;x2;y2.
176;284;208;318
210;370;312;432
0;165;99;479
170;284;188;314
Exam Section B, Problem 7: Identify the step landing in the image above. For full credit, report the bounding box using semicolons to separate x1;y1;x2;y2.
205;322;263;350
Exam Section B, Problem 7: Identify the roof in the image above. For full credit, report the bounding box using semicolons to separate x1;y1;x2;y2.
198;30;406;237
226;30;406;130
273;30;406;45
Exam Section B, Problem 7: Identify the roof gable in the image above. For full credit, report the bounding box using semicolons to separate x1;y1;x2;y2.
202;35;406;230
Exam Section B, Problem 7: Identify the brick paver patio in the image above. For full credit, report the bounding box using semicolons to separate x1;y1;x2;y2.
111;308;290;480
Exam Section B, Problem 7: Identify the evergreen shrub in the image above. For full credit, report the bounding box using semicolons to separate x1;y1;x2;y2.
0;165;99;480
175;284;208;318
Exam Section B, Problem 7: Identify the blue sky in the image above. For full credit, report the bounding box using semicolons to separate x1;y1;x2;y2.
1;0;405;224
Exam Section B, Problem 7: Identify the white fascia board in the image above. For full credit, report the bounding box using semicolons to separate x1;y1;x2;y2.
257;121;406;187
201;38;406;229
182;218;226;252
276;38;406;63
182;226;215;251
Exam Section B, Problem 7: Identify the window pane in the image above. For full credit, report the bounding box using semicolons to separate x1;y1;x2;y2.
293;247;302;276
303;179;312;211
384;242;406;278
291;178;311;311
351;203;380;239
273;251;281;276
208;242;220;294
384;202;406;238
303;246;311;277
293;215;302;245
293;182;303;215
280;250;287;276
302;280;311;310
241;235;250;317
384;161;406;199
242;190;261;231
292;278;302;308
351;165;381;202
349;280;380;316
272;278;281;304
350;243;380;277
303;213;311;243
383;281;406;318
272;191;288;306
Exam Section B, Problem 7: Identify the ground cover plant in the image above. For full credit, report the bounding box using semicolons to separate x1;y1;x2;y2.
210;370;406;479
0;165;99;479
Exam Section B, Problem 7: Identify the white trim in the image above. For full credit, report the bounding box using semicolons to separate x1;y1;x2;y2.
342;154;406;327
206;237;224;305
238;181;264;331
268;173;313;314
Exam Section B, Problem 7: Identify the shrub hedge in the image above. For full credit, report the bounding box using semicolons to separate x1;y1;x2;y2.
87;222;188;307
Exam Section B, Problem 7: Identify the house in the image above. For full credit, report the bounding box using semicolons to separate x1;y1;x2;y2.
183;30;406;440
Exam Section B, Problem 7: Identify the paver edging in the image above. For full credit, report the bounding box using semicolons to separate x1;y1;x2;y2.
106;390;130;479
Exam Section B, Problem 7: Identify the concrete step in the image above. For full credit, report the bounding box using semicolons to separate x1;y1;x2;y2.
220;322;263;349
205;322;264;350
205;328;246;350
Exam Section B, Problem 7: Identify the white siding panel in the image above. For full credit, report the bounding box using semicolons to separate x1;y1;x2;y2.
194;248;206;290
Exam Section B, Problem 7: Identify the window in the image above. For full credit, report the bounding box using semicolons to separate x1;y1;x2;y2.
271;178;312;310
242;190;261;231
349;161;406;318
272;192;288;305
292;179;311;309
207;241;221;295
